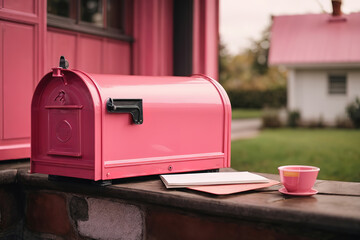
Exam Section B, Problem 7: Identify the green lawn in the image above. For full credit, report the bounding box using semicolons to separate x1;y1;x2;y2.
231;129;360;182
232;108;262;120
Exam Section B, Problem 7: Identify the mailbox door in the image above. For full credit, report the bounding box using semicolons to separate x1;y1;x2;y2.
31;71;96;179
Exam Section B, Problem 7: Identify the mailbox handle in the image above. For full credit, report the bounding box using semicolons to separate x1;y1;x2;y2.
106;98;143;124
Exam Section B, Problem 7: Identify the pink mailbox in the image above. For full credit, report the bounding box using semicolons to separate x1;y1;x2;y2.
31;59;231;183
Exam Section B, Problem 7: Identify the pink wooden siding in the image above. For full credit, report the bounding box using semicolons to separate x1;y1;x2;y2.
46;28;131;75
46;29;77;73
0;0;45;160
103;39;131;74
0;0;219;161
78;37;103;73
193;0;219;80
3;22;34;139
133;0;173;76
3;0;35;14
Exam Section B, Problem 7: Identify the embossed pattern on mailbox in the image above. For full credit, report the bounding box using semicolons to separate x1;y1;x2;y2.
31;62;231;182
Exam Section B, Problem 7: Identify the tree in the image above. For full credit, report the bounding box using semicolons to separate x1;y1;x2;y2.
219;22;286;91
218;39;231;84
251;25;271;75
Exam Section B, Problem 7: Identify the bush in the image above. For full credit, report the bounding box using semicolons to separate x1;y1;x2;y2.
346;98;360;128
335;116;353;129
262;109;282;128
306;116;325;129
226;87;286;109
287;110;300;128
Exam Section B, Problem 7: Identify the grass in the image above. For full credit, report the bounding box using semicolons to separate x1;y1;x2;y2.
231;129;360;182
232;108;262;120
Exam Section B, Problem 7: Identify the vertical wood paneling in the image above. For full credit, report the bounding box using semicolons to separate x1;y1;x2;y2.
3;22;34;139
192;0;218;80
0;0;44;160
45;29;53;72
133;0;173;76
46;28;132;75
204;0;218;79
78;35;103;73
3;0;35;14
192;0;203;74
46;30;77;72
37;0;46;78
103;39;131;74
160;0;173;75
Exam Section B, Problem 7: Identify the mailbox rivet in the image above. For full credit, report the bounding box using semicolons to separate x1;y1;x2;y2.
168;165;173;171
106;172;110;177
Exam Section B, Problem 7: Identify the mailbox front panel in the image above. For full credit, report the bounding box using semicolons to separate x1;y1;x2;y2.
46;106;82;157
31;71;96;179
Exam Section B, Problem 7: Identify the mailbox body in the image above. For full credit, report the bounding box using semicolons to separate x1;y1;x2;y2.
31;68;231;181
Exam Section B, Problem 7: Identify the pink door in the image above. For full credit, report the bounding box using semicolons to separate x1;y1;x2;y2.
0;0;45;160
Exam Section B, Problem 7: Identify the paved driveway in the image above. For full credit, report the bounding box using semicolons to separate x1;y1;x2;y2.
231;119;262;140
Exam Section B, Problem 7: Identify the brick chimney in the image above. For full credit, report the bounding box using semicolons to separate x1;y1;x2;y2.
331;0;342;16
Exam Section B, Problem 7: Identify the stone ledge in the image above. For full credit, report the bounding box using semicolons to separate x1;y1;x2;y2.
0;169;17;185
1;167;360;238
9;169;360;236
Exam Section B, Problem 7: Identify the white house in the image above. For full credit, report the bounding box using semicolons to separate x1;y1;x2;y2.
269;1;360;125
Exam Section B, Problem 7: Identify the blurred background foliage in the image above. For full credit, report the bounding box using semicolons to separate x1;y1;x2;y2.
219;25;287;109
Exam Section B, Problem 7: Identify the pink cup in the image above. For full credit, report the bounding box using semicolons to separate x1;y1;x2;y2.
278;165;320;193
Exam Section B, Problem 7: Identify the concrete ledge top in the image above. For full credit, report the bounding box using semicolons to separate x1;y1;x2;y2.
1;163;360;235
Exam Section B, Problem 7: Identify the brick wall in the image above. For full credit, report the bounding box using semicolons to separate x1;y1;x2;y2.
1;169;359;240
0;184;24;240
0;186;346;240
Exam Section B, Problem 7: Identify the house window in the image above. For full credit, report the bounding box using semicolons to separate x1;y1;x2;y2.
328;75;347;95
80;0;104;27
47;0;131;41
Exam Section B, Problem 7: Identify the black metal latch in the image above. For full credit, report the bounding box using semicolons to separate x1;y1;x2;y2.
106;98;143;124
59;56;69;69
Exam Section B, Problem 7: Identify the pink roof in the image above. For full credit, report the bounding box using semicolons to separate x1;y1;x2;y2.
269;13;360;66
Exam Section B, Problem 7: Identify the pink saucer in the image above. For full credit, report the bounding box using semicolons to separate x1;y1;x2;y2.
279;187;318;196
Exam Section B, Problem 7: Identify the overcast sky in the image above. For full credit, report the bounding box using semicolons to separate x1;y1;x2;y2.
220;0;360;55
